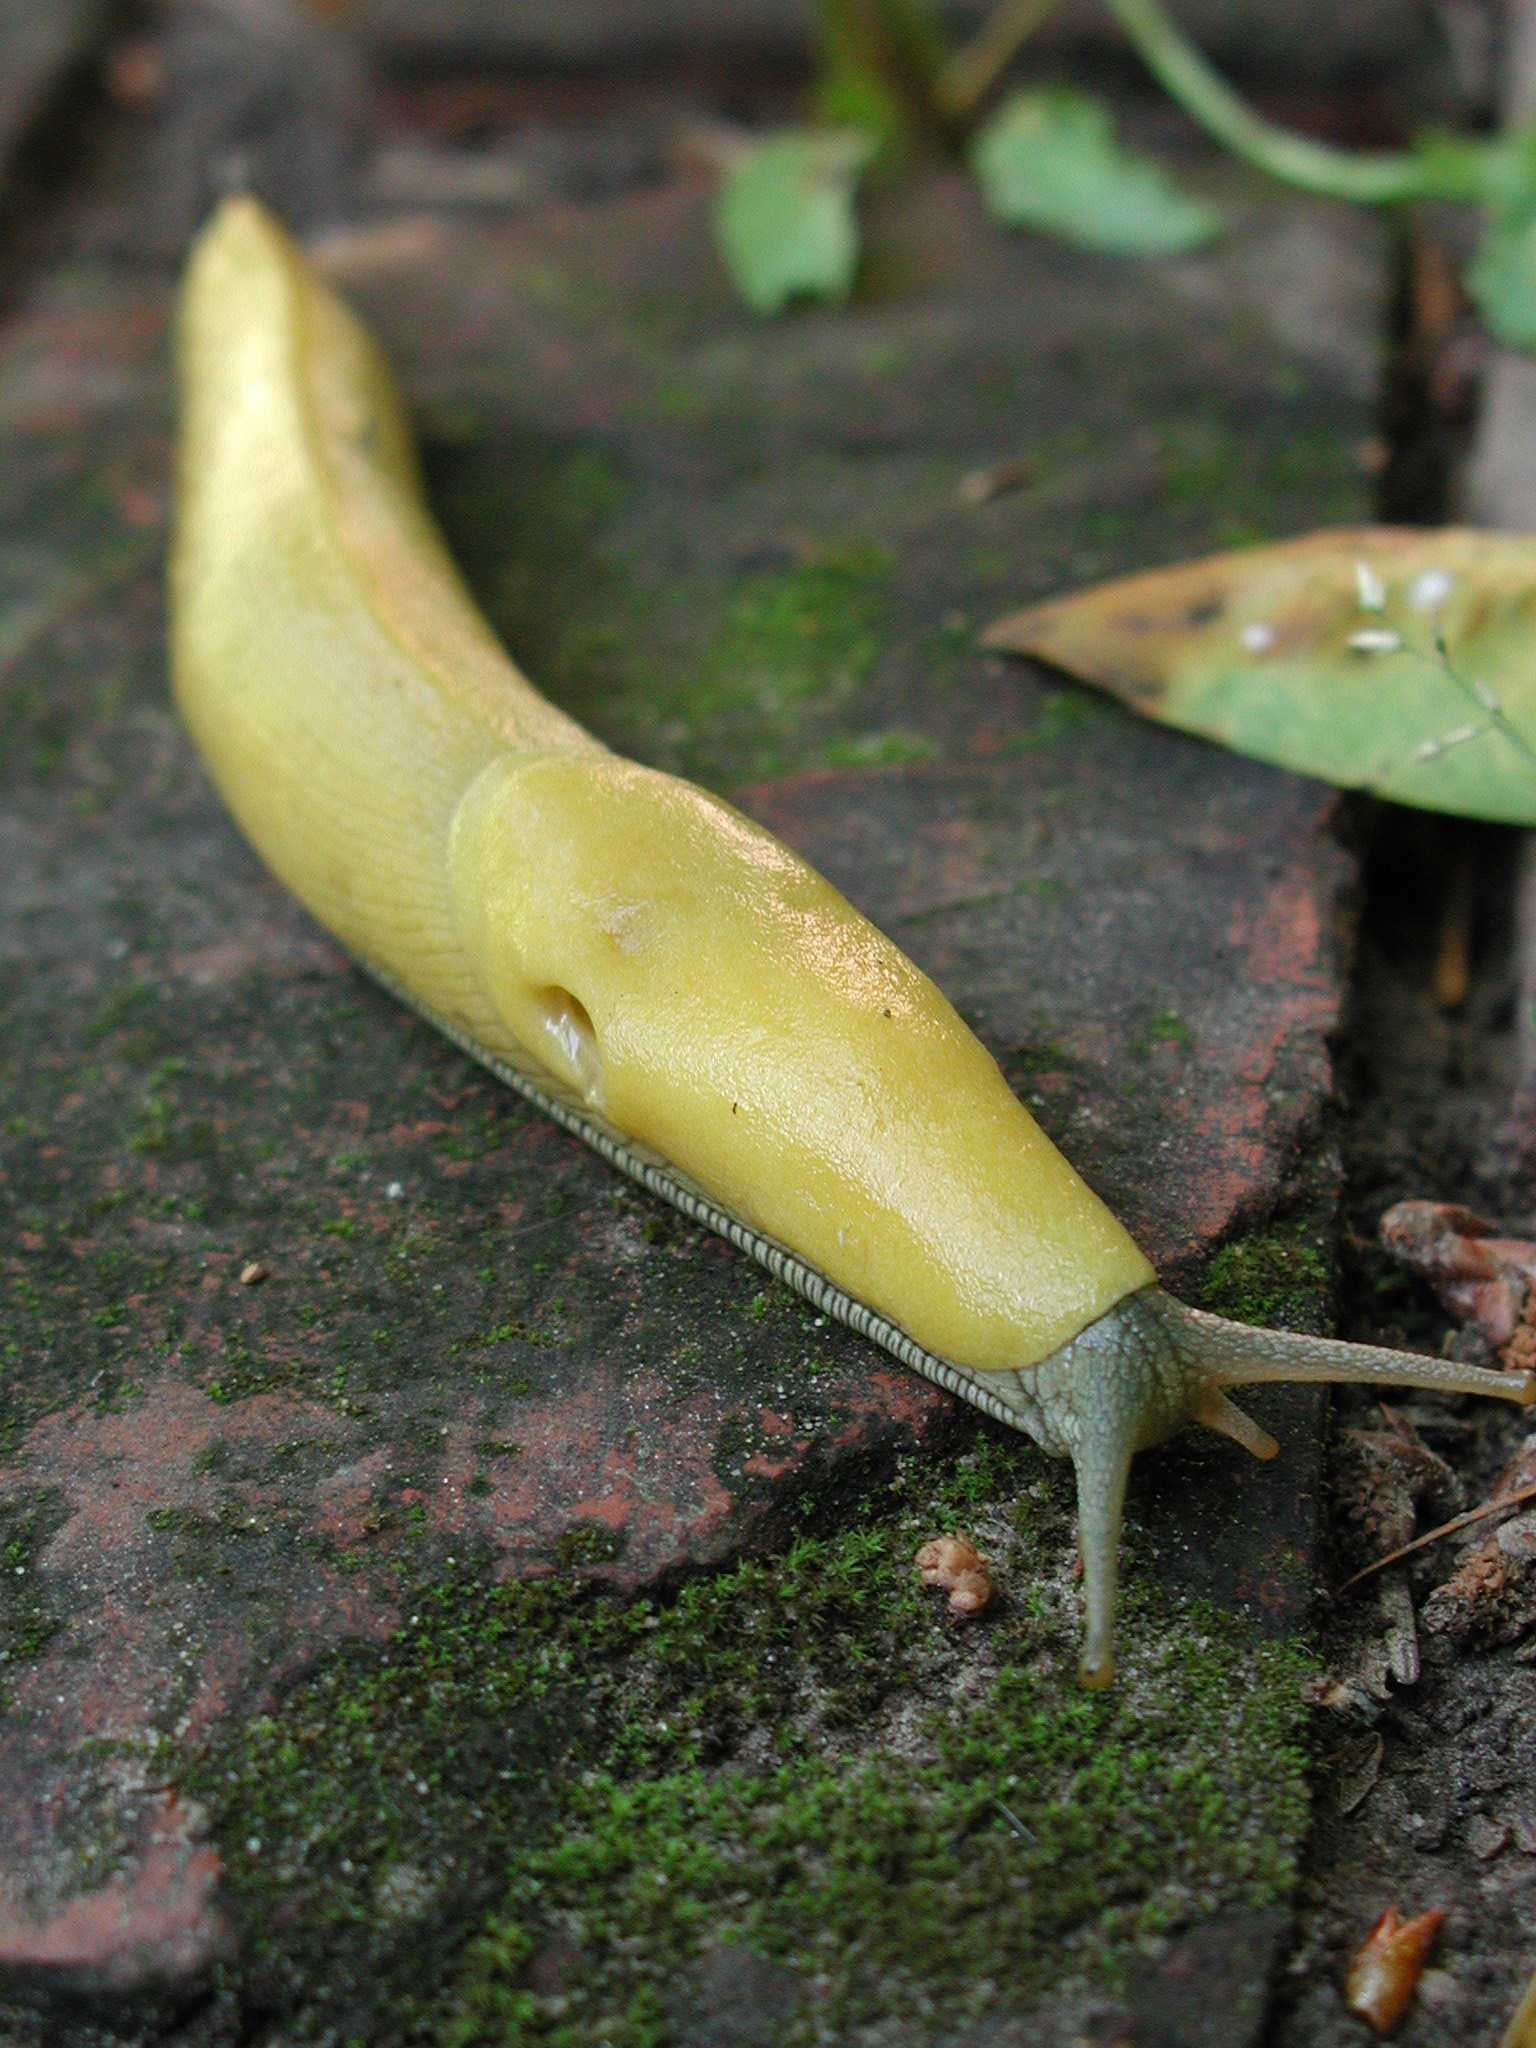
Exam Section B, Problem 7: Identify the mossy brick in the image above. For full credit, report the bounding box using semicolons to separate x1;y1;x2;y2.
0;134;1387;2043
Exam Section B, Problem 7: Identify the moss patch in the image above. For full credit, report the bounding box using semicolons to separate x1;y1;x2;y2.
1199;1221;1333;1335
428;429;898;792
0;1491;67;1699
182;1431;1312;2046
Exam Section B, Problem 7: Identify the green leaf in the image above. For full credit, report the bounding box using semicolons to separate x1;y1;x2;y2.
1469;207;1536;350
1460;121;1536;350
981;529;1536;825
714;130;877;318
969;87;1220;256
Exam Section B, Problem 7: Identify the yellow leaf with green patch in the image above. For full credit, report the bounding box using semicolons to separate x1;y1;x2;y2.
982;527;1536;824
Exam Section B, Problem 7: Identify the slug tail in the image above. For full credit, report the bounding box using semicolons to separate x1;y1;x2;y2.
1152;1292;1536;1406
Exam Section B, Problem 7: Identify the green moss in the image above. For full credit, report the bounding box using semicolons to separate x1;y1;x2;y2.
181;1431;1312;2046
575;540;895;788
0;680;73;780
449;1620;1306;2046
1199;1223;1332;1335
425;431;896;791
551;1523;627;1570
820;728;934;769
0;1492;68;1693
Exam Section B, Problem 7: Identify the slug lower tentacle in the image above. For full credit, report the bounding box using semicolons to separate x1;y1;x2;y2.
1004;1287;1532;1686
171;196;1535;1690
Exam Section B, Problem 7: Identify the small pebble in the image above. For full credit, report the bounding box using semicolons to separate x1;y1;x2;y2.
1467;1815;1508;1862
1510;1811;1536;1855
1413;1969;1467;2025
240;1261;267;1286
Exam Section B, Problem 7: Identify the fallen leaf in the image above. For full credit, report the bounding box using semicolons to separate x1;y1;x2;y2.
1419;1436;1536;1650
1337;1408;1465;1557
958;454;1036;505
970;87;1219;255
1333;1732;1384;1814
1468;136;1536;352
1379;1200;1536;1356
714;128;875;317
982;527;1536;824
1343;1466;1536;1622
1345;1905;1445;2036
307;216;447;283
915;1534;996;1617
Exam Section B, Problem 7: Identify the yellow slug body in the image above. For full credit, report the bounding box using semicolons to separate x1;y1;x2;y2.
174;199;1536;1688
172;195;1153;1377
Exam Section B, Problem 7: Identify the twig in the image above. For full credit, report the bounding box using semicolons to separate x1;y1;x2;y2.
1103;0;1436;205
1434;625;1536;772
937;0;1061;122
1335;1476;1536;1596
993;1795;1037;1843
1433;842;1474;1011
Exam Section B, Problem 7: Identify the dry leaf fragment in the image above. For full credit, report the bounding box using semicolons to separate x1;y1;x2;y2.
308;216;447;284
1419;1434;1536;1648
1333;1732;1384;1814
958;455;1035;505
1345;1905;1445;2036
1336;1409;1464;1558
915;1534;996;1617
1379;1200;1536;1357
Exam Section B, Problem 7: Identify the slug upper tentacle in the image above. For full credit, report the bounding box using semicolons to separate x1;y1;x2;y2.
171;196;1536;1690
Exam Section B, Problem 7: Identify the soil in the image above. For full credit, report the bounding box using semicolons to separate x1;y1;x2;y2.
1269;804;1536;2048
1265;209;1536;2043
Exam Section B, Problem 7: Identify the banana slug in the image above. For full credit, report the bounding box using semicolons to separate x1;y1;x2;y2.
171;196;1535;1688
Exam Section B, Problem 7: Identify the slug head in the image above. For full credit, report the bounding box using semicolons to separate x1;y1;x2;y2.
1031;1286;1535;1690
1028;1291;1275;1689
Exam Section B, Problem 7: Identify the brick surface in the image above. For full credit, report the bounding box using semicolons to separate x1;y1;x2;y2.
0;144;1383;2031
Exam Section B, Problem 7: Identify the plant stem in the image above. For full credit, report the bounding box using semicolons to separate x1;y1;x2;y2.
1104;0;1431;205
815;0;947;148
880;0;950;102
938;0;1062;123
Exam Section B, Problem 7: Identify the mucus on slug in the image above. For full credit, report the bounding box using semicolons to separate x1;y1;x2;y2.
170;195;1536;1694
